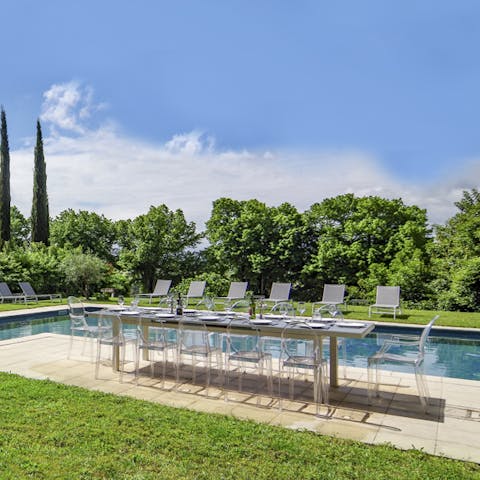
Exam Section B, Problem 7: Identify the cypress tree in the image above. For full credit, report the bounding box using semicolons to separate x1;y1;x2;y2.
31;120;49;245
0;107;11;243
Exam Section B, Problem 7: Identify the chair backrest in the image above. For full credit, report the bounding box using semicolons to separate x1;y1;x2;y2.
281;320;319;362
67;295;85;317
67;295;89;328
226;317;263;355
226;282;248;299
321;284;345;304
0;282;13;296
268;282;291;301
153;279;172;295
178;319;211;353
419;315;439;355
19;282;36;296
375;286;400;306
187;280;206;297
270;301;296;317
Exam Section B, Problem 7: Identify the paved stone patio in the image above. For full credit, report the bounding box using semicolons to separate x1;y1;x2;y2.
0;329;479;464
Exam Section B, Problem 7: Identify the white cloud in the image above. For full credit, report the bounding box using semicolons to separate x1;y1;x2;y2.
40;81;104;135
10;82;479;230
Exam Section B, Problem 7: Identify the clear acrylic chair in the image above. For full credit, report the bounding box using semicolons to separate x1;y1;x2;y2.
224;317;273;405
67;295;102;361
95;312;137;382
368;315;439;411
279;320;329;415
135;318;176;387
176;318;223;395
269;301;296;318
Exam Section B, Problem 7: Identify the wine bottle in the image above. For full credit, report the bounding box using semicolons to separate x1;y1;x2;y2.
249;296;256;319
176;292;183;316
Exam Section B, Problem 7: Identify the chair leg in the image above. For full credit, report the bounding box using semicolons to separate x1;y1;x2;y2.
135;344;141;385
414;365;429;411
320;361;329;405
95;341;101;379
339;338;347;378
367;359;378;404
68;332;74;359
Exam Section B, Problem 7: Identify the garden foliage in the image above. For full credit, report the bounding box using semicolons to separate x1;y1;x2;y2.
0;189;478;309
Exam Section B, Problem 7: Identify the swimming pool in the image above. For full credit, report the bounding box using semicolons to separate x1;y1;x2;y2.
0;312;479;381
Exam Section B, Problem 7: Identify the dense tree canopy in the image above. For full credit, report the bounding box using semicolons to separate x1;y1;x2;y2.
50;209;116;261
431;189;480;311
10;206;29;246
303;194;432;301
0;186;478;310
117;205;201;292
206;198;313;295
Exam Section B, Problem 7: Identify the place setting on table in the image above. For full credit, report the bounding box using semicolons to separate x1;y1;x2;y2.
102;295;371;334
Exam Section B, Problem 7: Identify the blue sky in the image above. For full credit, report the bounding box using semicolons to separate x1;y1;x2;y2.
2;1;480;227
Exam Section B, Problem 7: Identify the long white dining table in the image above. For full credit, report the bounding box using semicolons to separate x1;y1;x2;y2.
94;308;375;388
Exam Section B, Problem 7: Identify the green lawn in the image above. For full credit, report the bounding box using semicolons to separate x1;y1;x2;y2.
0;373;478;479
340;304;480;329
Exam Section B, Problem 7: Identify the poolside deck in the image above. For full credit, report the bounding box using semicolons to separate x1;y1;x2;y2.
0;327;479;464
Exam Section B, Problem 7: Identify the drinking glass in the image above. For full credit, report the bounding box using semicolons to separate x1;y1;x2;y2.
117;295;125;308
297;301;306;317
279;303;293;320
131;295;139;309
166;293;175;313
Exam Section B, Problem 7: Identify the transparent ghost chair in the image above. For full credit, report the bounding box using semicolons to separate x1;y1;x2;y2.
368;315;439;411
224;317;273;405
278;320;329;415
176;318;223;396
67;295;104;361
95;312;138;382
135;317;177;388
269;301;296;319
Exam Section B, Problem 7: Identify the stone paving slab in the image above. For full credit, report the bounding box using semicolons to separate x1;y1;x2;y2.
0;333;479;464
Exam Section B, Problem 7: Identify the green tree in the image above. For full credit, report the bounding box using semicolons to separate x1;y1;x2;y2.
0;107;11;243
50;209;116;261
31;120;49;245
61;249;107;299
117;205;201;291
0;243;63;294
304;194;432;301
10;206;30;246
431;189;480;311
206;198;311;295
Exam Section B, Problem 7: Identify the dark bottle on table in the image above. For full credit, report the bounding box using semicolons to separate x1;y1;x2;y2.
176;293;183;316
249;296;256;320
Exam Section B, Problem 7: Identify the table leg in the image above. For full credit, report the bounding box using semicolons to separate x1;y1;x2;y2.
330;337;338;387
112;317;120;371
142;323;149;361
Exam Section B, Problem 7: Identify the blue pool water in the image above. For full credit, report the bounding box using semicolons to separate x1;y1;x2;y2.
0;313;479;381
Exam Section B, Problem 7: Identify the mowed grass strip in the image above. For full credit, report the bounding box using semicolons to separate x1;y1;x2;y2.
0;373;478;479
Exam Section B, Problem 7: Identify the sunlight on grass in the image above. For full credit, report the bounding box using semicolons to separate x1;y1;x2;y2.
0;373;478;479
